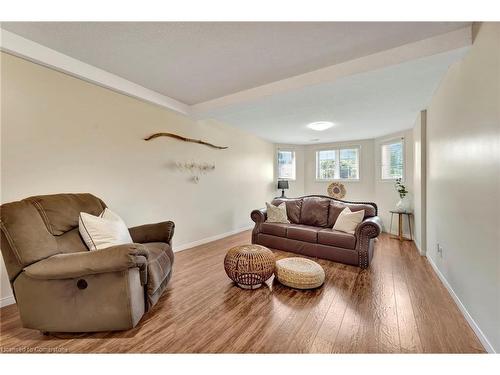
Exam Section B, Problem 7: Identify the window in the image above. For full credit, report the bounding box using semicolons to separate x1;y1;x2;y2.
316;147;359;180
317;150;336;179
381;139;404;180
277;150;296;180
339;148;359;179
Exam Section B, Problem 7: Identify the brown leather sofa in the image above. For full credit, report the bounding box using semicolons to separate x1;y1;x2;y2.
251;195;382;268
0;193;174;333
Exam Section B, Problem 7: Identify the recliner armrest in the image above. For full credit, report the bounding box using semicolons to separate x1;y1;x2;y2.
251;209;267;224
129;221;175;245
23;243;149;280
355;216;382;239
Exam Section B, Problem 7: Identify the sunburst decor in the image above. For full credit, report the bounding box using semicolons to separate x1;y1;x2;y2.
327;182;346;199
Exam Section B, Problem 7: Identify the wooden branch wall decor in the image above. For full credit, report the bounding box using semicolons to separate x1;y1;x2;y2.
144;132;228;150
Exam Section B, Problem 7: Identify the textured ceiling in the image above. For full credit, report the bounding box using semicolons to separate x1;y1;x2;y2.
1;22;470;104
204;48;468;144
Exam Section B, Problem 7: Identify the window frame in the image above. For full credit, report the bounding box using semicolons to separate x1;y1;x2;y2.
315;145;361;182
380;137;405;182
277;149;296;181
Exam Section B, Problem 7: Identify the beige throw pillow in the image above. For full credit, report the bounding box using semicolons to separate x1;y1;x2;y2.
333;207;364;234
79;208;133;251
265;202;290;223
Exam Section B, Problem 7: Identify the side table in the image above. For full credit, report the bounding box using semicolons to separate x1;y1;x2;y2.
389;210;413;241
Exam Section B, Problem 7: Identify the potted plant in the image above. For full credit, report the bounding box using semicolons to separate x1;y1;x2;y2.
394;178;411;212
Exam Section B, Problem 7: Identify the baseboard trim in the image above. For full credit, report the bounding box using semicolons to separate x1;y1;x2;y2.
427;255;495;353
173;225;253;252
0;295;15;308
414;240;426;256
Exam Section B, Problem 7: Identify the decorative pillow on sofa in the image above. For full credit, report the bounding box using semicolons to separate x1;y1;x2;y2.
271;198;302;223
332;207;365;234
79;208;133;251
265;202;290;224
300;197;330;227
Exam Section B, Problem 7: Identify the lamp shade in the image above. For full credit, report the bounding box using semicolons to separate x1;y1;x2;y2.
277;180;289;190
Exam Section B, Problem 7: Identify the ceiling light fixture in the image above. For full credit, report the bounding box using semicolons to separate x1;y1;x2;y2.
307;121;334;131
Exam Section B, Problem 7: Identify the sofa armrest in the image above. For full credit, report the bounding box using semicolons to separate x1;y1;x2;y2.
23;243;149;281
250;209;267;224
355;216;382;239
250;208;267;244
129;221;175;245
354;216;382;269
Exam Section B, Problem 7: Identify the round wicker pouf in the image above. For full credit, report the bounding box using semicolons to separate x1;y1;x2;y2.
224;244;275;289
275;257;325;290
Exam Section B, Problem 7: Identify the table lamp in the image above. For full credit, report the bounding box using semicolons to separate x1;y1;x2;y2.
277;180;289;198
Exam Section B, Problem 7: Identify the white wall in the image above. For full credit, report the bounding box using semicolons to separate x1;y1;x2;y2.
304;139;376;202
0;52;275;305
426;22;500;352
413;110;427;254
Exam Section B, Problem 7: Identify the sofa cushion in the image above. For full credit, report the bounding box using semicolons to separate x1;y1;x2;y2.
300;197;330;227
144;242;174;264
327;201;376;227
265;202;290;223
79;208;133;251
318;229;356;249
27;193;106;236
286;224;319;243
261;222;288;237
333;207;365;234
271;198;303;224
0;200;60;270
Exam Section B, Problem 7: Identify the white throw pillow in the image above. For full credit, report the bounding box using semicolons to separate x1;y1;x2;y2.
79;208;133;251
265;202;290;224
332;207;365;234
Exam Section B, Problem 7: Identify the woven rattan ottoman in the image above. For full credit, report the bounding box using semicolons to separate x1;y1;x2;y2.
275;257;325;289
224;244;275;289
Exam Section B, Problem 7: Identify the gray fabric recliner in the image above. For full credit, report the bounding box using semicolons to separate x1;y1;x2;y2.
0;193;174;333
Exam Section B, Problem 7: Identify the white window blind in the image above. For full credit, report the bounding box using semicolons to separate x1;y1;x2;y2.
381;139;404;180
277;150;296;180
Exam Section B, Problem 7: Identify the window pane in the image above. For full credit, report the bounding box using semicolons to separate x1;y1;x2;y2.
339;148;359;179
317;150;336;179
381;141;403;179
277;150;295;179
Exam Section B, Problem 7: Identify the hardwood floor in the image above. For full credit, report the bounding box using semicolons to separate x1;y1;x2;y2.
0;231;485;353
